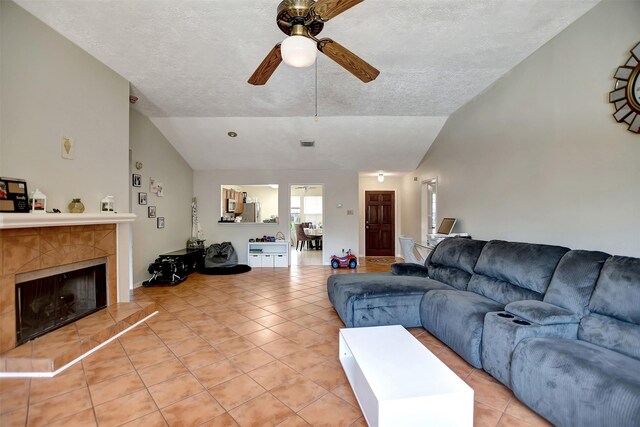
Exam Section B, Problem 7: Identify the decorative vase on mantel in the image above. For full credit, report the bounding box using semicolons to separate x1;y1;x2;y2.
68;198;85;213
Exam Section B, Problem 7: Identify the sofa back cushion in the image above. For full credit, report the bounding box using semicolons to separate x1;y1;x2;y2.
578;256;640;360
543;250;610;316
578;313;640;360
426;238;486;290
588;256;640;324
468;240;569;305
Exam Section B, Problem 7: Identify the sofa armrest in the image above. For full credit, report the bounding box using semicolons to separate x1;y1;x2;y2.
505;300;579;325
391;263;429;278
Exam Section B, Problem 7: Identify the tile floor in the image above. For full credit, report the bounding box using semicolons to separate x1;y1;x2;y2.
0;258;551;427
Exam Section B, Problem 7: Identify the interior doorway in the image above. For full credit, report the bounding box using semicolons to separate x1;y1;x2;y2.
421;178;437;241
290;184;324;266
364;191;395;256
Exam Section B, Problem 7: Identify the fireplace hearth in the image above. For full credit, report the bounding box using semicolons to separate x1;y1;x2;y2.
15;258;107;345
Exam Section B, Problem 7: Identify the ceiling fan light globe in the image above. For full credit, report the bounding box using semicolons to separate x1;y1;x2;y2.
281;35;317;68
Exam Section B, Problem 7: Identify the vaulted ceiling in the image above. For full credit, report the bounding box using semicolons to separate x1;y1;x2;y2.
16;0;599;171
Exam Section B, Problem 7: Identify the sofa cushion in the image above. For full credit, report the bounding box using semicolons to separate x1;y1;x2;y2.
505;300;579;325
327;272;392;304
511;338;640;427
468;240;569;303
578;313;640;360
420;290;503;368
589;256;640;324
426;238;487;290
543;250;610;316
467;274;542;306
391;263;430;278
330;275;454;328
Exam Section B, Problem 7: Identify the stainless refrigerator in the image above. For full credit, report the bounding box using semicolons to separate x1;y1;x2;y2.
240;202;260;223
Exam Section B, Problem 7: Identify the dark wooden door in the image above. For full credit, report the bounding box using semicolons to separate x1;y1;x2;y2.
365;191;395;256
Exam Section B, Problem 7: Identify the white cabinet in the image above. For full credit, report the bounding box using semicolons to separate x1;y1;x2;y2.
247;242;289;268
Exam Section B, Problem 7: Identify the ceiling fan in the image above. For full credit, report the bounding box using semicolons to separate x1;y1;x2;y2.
248;0;379;85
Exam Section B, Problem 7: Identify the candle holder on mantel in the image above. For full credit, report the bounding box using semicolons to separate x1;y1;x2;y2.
100;195;115;213
29;189;47;214
68;198;85;213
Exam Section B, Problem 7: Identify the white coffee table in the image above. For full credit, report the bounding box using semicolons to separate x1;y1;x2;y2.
339;325;473;427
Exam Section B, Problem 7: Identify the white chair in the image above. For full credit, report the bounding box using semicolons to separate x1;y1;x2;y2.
399;236;426;265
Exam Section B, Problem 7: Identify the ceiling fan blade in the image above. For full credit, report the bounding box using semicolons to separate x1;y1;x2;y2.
312;0;364;21
317;38;379;83
248;44;282;85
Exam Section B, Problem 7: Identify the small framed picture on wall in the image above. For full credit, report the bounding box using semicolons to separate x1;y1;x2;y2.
132;174;142;187
148;206;156;218
157;217;165;229
138;192;147;205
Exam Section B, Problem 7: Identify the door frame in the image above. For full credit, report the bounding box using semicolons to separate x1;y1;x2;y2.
364;190;396;257
288;184;325;265
421;177;438;242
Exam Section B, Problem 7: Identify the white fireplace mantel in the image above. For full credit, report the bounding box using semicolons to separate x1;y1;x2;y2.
0;212;136;303
0;212;136;229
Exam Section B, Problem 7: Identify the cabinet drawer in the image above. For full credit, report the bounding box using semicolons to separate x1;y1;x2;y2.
274;254;288;267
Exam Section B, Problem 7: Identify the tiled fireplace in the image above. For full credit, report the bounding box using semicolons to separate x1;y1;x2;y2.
0;213;136;354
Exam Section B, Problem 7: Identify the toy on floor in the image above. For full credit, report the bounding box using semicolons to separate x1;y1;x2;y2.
331;250;357;269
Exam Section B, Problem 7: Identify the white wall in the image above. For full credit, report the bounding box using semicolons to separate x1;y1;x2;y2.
0;1;129;211
195;170;359;265
358;174;404;257
129;109;194;285
404;0;640;257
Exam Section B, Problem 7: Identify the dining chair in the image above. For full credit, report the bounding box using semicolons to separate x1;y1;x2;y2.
399;236;425;265
295;224;313;251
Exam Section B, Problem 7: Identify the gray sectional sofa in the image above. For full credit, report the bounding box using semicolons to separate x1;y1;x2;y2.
327;237;640;426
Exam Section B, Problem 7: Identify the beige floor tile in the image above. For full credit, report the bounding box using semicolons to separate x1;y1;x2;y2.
301;361;348;390
0;408;27;426
27;387;93;427
148;373;204;408
29;364;86;403
247;360;300;390
331;383;359;408
161;391;225;426
179;346;226;371
466;375;514;412
45;408;97;427
271;376;328;412
228;393;294;427
475;401;504;427
298;393;362;426
254;314;288;327
260;338;304;358
229;347;276;372
505;399;553;426
94;389;158;427
0;378;30;415
275;415;311;426
243;328;282;346
436;348;475;379
200;412;240;426
128;345;176;371
166;335;210;357
216;336;257;357
498;413;544;427
208;374;266;410
194;359;244;389
280;350;328;373
89;371;146;406
119;410;168;427
137;358;189;387
83;355;135;385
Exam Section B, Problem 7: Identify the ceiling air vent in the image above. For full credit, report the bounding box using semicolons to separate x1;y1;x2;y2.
300;140;315;148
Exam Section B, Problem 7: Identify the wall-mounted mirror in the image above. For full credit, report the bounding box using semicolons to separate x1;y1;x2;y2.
220;185;279;224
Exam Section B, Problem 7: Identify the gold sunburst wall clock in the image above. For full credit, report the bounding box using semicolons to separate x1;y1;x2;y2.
609;41;640;133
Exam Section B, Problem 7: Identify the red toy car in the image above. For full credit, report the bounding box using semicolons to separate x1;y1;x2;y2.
331;251;358;269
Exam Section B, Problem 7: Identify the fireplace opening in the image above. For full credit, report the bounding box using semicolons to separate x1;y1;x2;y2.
15;258;108;345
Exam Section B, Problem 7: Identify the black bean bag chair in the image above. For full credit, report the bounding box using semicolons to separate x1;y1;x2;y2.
204;242;238;268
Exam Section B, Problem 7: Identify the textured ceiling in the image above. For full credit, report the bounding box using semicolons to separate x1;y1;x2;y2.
16;0;599;171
